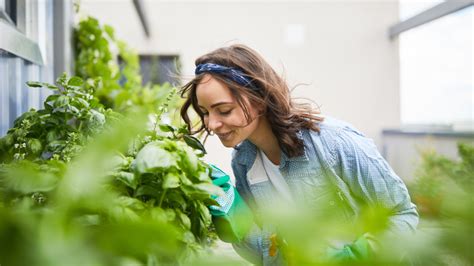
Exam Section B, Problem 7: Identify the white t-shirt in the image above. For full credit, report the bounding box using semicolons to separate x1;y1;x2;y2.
246;149;293;201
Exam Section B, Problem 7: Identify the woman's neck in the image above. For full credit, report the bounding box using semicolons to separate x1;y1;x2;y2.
248;117;281;165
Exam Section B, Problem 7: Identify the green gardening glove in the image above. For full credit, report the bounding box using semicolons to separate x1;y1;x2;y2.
208;164;254;243
325;233;378;262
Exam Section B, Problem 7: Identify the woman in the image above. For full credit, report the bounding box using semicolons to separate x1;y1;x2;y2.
180;44;418;265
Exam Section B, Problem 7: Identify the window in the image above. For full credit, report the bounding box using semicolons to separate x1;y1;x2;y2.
0;0;55;136
398;2;473;129
0;0;16;25
399;0;444;20
0;0;44;65
139;55;181;86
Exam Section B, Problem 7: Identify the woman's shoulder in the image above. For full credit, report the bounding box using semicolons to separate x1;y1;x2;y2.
314;116;366;137
303;116;367;146
303;116;374;164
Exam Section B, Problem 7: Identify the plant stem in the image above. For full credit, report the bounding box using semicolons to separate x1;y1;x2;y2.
158;189;167;207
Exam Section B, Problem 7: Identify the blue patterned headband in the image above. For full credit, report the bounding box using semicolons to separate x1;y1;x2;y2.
195;63;259;91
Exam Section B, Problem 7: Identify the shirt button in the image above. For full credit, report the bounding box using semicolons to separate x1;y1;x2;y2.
329;200;335;206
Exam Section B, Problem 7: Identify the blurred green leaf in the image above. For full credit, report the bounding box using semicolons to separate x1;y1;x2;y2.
133;142;176;173
163;173;180;189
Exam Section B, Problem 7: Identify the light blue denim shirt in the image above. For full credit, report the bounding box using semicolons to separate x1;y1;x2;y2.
230;117;419;265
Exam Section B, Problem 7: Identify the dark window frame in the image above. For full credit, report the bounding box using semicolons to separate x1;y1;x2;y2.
0;0;44;65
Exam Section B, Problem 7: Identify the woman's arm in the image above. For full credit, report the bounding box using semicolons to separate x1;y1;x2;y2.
327;125;419;232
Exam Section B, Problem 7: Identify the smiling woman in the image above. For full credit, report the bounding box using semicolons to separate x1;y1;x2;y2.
179;44;418;265
180;44;322;160
195;74;261;149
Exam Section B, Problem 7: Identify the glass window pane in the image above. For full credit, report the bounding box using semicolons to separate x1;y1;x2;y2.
399;5;473;129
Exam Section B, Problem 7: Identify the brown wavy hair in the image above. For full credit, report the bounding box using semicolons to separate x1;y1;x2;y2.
180;44;323;157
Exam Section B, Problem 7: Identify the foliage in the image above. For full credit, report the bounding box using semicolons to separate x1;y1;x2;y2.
0;74;115;163
0;75;220;265
410;142;474;216
74;16;180;114
74;16;121;108
111;120;220;252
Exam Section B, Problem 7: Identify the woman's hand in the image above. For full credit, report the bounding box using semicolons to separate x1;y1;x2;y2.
208;164;254;243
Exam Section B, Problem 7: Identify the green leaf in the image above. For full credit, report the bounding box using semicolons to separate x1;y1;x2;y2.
183;145;199;173
27;138;43;154
194;182;223;197
88;109;106;127
177;126;189;135
2;134;14;146
197;171;211;182
75;97;90;108
26;81;59;91
26;81;43;88
45;94;59;103
132;142;177;173
167;191;187;209
115;171;138;189
68;76;84;87
159;124;176;133
183;135;206;154
150;207;169;223
46;84;59;90
178;173;193;186
54;95;70;107
104;24;115;39
202;197;220;207
163;172;180;189
2;161;59;193
56;72;68;86
116;196;146;210
46;130;60;143
68;105;80;114
181;183;222;200
135;184;161;198
47;140;67;151
176;209;191;230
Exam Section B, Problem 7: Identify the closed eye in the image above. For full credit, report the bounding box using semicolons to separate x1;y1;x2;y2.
219;110;232;116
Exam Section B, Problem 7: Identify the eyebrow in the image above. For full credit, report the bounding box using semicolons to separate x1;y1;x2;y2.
198;101;233;109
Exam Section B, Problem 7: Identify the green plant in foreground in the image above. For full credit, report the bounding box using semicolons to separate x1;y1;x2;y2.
0;74;221;265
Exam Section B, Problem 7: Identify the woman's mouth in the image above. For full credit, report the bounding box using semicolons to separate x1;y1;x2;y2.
216;131;233;140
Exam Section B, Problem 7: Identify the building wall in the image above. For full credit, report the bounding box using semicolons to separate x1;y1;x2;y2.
382;132;474;182
80;0;400;176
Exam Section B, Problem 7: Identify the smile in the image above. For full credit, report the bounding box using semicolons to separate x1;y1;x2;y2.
216;131;233;139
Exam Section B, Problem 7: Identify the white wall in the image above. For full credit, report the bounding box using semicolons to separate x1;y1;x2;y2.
383;133;474;182
79;0;400;176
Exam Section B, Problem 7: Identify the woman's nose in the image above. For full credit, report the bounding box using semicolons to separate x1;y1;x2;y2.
207;113;223;131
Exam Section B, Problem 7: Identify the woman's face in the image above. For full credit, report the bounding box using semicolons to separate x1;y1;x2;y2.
196;74;260;147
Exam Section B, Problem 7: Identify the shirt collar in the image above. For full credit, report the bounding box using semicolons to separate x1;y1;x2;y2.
234;129;309;169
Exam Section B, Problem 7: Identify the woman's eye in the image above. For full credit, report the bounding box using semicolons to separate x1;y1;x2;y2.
219;110;232;115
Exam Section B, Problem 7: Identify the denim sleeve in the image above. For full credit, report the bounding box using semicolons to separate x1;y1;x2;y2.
231;223;263;265
328;127;419;233
230;154;264;265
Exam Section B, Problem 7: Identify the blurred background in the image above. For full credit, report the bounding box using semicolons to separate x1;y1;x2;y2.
0;0;472;186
